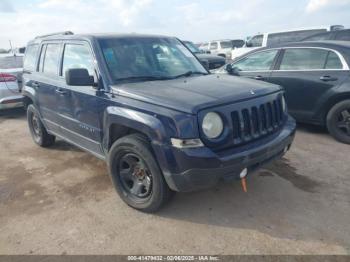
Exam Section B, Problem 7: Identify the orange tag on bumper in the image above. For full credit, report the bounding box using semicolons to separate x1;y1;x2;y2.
241;177;247;193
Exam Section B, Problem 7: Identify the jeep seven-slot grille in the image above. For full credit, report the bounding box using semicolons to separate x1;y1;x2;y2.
231;97;284;145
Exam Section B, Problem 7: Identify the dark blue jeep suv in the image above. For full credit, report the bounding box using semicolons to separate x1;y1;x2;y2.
22;32;296;212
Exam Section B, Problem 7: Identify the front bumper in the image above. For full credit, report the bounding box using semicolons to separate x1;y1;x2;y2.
159;116;296;192
0;95;24;110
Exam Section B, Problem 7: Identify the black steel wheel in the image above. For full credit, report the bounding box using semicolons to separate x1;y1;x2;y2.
327;100;350;144
108;134;174;212
118;153;152;199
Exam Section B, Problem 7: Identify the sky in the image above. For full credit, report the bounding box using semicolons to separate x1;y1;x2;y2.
0;0;350;48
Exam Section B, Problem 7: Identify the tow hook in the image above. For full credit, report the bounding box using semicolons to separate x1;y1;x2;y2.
240;168;248;193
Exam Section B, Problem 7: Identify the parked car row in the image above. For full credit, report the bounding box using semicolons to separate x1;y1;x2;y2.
182;41;226;70
230;25;345;60
198;39;245;59
219;41;350;144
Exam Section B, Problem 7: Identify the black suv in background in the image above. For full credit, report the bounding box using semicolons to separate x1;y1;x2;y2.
183;40;225;70
224;41;350;144
22;32;296;212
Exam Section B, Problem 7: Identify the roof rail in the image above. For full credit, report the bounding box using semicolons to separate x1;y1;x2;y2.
35;31;74;39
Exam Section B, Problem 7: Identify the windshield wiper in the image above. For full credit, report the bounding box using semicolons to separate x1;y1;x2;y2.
115;75;172;82
173;71;208;79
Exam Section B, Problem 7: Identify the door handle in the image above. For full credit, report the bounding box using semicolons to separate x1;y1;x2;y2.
320;75;338;82
55;88;67;95
254;75;264;80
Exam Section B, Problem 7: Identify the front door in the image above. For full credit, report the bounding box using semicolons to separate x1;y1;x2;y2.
55;41;109;157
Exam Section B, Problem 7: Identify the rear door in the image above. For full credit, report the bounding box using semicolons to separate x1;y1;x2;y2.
34;42;63;134
268;47;350;121
231;49;280;81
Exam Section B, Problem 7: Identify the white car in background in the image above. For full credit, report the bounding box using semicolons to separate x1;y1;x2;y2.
0;53;24;110
231;25;345;60
199;39;244;59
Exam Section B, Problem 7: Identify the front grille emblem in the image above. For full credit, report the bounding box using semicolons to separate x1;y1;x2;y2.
250;90;255;95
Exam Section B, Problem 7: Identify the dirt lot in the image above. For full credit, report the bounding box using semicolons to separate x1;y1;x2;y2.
0;108;349;255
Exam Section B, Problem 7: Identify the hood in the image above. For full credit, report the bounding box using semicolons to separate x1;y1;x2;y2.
196;53;225;62
111;74;282;114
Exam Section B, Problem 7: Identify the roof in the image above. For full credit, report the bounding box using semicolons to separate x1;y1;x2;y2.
28;33;175;45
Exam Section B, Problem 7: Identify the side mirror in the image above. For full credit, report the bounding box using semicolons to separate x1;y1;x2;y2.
226;64;240;76
245;41;253;48
200;59;210;71
65;68;94;86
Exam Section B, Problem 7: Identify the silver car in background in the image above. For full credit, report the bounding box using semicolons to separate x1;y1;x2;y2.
0;54;24;110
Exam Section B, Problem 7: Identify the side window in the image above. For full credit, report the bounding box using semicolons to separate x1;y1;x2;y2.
267;30;326;46
304;33;330;41
23;44;39;71
42;44;61;75
325;51;343;69
279;48;329;70
210;42;218;50
62;44;94;76
336;31;350;41
232;50;279;71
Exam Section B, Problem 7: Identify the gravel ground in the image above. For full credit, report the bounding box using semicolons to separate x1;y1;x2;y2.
0;108;349;255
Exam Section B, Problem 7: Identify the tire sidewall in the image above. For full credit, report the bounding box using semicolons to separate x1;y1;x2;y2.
27;104;43;145
108;136;166;211
327;100;350;144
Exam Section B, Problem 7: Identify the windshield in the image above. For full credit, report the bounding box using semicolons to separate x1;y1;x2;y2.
0;56;23;69
99;37;207;83
183;41;200;54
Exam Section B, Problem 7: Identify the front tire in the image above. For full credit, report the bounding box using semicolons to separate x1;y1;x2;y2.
27;104;55;147
326;100;350;144
108;134;174;212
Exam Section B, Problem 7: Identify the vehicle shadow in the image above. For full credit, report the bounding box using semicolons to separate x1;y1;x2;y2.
296;122;328;134
156;157;343;246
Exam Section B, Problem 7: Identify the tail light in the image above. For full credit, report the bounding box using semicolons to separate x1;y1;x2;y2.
0;73;17;82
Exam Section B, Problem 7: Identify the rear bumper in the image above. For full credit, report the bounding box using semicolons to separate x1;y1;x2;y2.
160;116;296;192
0;95;24;110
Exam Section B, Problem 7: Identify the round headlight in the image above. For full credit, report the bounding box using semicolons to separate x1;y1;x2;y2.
282;96;287;112
202;112;224;139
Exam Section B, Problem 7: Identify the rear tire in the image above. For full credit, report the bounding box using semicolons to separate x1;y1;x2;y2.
326;100;350;144
27;104;55;147
108;134;174;212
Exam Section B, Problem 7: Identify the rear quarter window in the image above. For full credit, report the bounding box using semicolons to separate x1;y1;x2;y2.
325;51;343;69
23;44;39;71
